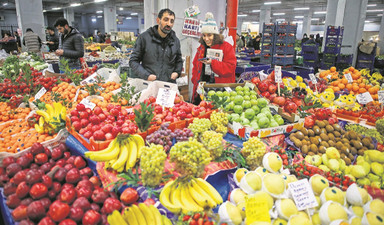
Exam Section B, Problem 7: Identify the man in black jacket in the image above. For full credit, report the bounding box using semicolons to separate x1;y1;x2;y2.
54;18;84;68
129;8;183;83
46;27;59;52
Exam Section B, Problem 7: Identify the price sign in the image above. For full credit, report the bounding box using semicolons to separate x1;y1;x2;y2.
245;82;255;90
80;99;96;110
356;92;373;105
196;82;204;95
344;73;353;83
288;179;318;211
245;194;271;224
378;91;384;104
34;87;47;100
274;65;282;83
80;72;99;85
224;87;232;93
156;88;177;108
309;73;317;84
73;89;80;102
327;74;332;80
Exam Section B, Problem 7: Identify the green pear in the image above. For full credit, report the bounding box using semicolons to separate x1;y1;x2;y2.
357;178;371;186
371;162;384;176
357;160;371;175
312;155;322;167
322;154;329;167
339;159;346;172
305;155;313;165
368;173;381;182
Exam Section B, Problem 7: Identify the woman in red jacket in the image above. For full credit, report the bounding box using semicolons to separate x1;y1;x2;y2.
191;12;237;104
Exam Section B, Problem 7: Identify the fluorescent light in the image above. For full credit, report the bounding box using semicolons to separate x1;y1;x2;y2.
368;4;377;7
119;7;123;10
273;13;285;16
311;18;319;20
52;7;61;10
94;0;107;2
97;15;102;18
295;16;304;18
252;10;260;13
294;7;309;10
367;9;383;12
314;11;326;14
126;17;132;19
43;10;47;12
238;14;248;17
3;3;8;6
96;10;103;13
292;21;303;24
70;3;81;7
92;18;96;22
252;22;259;24
365;20;371;23
276;19;285;21
264;1;281;5
131;12;138;15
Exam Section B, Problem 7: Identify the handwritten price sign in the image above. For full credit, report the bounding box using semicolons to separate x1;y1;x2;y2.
309;73;317;84
274;66;282;83
80;99;96;110
344;73;353;83
356;92;373;105
245;194;271;224
156;88;177;108
378;91;384;104
288;179;318;211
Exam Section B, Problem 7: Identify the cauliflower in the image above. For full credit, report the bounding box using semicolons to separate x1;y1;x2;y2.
376;118;384;137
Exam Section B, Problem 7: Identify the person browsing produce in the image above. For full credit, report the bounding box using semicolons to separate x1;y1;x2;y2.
129;8;183;83
191;12;237;104
46;27;59;52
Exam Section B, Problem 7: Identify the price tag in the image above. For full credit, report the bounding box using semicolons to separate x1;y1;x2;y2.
34;87;47;100
378;91;384;104
245;194;271;224
290;71;298;76
245;82;255;90
344;73;353;83
356;92;373;105
288;179;318;211
224;87;232;93
80;72;99;85
196;82;204;95
80;99;96;110
156;88;177;108
309;73;317;84
327;74;332;80
73;89;80;102
274;65;282;83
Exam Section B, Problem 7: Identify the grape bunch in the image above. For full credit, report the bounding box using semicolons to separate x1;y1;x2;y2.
173;128;194;142
201;131;224;160
169;139;212;177
210;111;229;134
241;137;267;170
140;144;167;187
188;118;212;136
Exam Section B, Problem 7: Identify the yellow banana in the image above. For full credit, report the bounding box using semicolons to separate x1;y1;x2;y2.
132;134;145;157
122;207;138;225
125;139;137;169
60;106;67;121
131;204;147;225
148;204;162;225
107;213;117;225
52;102;62;117
36;110;50;121
179;182;204;213
39;116;45;127
170;183;183;209
112;143;129;170
111;210;128;225
159;180;181;214
105;158;117;170
194;178;223;205
162;215;172;225
84;139;120;161
190;179;217;208
45;104;54;116
34;124;44;134
187;181;210;209
138;203;156;225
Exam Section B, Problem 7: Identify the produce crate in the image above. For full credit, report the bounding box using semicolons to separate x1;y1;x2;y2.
262;35;274;43
302;44;318;53
275;35;295;44
276;23;297;33
302;52;318;61
293;66;315;79
356;61;374;70
273;56;294;65
303;61;318;69
326;25;344;36
260;54;273;64
263;23;275;33
337;54;353;64
275;45;295;55
261;44;273;54
357;52;376;61
323;54;337;63
321;62;335;70
324;46;341;54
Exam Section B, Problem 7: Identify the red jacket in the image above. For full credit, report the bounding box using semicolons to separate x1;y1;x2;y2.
191;41;237;101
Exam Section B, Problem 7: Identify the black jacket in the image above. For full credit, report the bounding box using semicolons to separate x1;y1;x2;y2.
129;25;183;83
59;27;84;68
47;33;59;52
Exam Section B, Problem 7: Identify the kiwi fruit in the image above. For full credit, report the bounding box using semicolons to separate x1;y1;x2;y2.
340;153;346;159
308;129;315;137
316;120;326;128
325;125;334;133
333;124;341;132
369;144;375;149
344;157;352;165
289;133;296;140
320;128;327;134
352;140;363;150
318;146;326;154
348;153;355;161
295;131;304;140
335;137;342;142
350;148;357;155
313;126;321;135
300;128;308;136
301;140;308;146
293;139;302;148
334;131;341;137
320;141;329;148
320;133;329;142
310;137;319;145
335;141;344;150
309;144;318;153
301;145;309;154
328;133;335;140
349;131;358;140
318;153;323;156
361;137;371;147
341;138;349;144
361;147;368;151
323;120;329;126
328;140;335;147
358;149;365;156
304;136;310;142
341;146;350;154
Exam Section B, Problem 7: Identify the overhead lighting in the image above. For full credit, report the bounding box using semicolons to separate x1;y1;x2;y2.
52;7;62;10
3;2;8;6
264;1;281;5
365;20;372;23
97;15;102;18
273;13;285;16
119;7;123;10
238;14;248;17
367;9;383;12
131;12;138;15
94;0;107;2
92;18;96;22
314;11;326;14
323;21;325;23
96;10;103;13
294;7;309;10
295;16;304;18
252;22;259;24
378;14;383;16
311;18;319;20
126;17;132;19
252;10;261;13
367;4;377;7
43;10;47;12
70;3;81;7
292;21;303;24
276;18;285;21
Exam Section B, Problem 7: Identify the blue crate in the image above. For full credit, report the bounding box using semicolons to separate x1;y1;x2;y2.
276;23;297;33
261;44;273;53
327;25;343;36
260;55;273;64
356;61;374;70
324;46;341;54
321;62;335;70
273;56;294;65
262;35;274;43
302;44;318;53
323;54;337;63
275;45;295;54
302;52;318;61
303;61;318;69
263;23;275;33
337;54;353;64
325;36;341;45
357;52;376;61
275;35;296;44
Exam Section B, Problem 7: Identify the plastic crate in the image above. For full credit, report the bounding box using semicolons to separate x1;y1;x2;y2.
325;36;341;45
302;44;318;53
321;62;335;70
276;23;297;33
323;54;337;63
261;44;273;54
302;52;318;61
326;25;343;36
262;35;274;43
337;54;353;64
357;52;376;61
275;45;295;55
303;61;318;69
260;55;273;64
356;61;374;70
324;46;341;54
263;23;275;33
273;56;294;65
275;35;295;44
294;65;315;79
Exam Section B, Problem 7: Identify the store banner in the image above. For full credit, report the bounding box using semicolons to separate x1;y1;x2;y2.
182;18;201;38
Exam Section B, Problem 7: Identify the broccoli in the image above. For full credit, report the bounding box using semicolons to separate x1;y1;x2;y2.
376;118;384;137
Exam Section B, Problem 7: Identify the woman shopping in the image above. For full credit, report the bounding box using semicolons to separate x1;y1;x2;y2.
191;12;237;104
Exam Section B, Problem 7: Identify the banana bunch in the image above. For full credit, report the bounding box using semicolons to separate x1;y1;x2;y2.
84;134;144;172
121;203;172;225
107;210;128;225
360;68;370;77
34;102;66;134
160;177;223;214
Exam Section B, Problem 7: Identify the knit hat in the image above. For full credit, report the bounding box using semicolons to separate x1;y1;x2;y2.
201;12;219;34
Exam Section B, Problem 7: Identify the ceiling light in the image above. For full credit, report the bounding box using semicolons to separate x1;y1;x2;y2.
70;3;81;7
294;7;309;10
96;10;103;13
295;16;304;18
238;14;248;17
365;20;371;23
314;11;326;14
97;15;102;18
3;3;8;6
252;22;259;24
273;13;285;15
378;14;383;16
94;0;107;2
119;7;123;10
252;10;261;13
52;7;61;10
367;9;383;12
292;21;303;24
43;10;47;12
311;18;319;20
131;12;138;15
92;18;96;22
276;18;285;21
367;4;377;7
126;17;132;19
264;1;281;5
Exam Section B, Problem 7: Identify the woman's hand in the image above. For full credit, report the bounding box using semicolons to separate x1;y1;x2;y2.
202;58;212;65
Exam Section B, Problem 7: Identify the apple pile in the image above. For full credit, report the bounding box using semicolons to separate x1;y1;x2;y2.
304;108;338;128
1;142;140;225
70;103;138;142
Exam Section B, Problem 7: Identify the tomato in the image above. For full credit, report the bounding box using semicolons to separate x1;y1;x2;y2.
120;188;139;205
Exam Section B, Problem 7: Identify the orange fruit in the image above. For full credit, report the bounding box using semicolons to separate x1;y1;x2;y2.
330;67;336;72
338;83;345;89
359;88;367;93
346;83;352;90
333;87;340;92
349;67;355;72
359;83;365;88
341;79;348;85
352;85;359;92
333;80;340;86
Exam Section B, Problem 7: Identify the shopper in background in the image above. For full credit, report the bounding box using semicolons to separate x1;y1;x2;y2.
236;33;244;50
191;12;237;104
315;33;322;46
253;35;261;50
244;33;251;47
305;34;317;45
46;27;59;52
1;32;15;42
54;17;84;69
22;28;42;53
13;31;21;48
301;33;309;45
129;8;183;83
97;31;105;43
105;34;112;44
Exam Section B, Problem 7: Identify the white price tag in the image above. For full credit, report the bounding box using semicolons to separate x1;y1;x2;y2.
73;89;80;103
245;82;255;90
80;72;100;85
288;179;318;211
156;88;177;108
34;87;47;100
80;99;96;110
224;87;232;93
356;92;373;105
378;91;384;104
327;75;332;80
309;73;317;84
274;66;282;83
344;73;353;83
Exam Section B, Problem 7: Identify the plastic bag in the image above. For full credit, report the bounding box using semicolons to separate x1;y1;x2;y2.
222;28;234;46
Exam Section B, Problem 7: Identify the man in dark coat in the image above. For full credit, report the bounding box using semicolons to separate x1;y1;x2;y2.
129;8;183;83
54;18;84;69
46;27;59;52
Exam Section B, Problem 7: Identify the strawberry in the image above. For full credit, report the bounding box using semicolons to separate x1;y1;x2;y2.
183;215;191;221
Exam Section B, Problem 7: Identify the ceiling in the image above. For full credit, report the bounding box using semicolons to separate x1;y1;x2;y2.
0;0;383;24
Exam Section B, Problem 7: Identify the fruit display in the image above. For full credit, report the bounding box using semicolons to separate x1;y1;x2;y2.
140;144;167;187
0;102;31;122
34;102;66;134
241;137;267;170
201;130;224;160
210;110;229;134
345;123;384;144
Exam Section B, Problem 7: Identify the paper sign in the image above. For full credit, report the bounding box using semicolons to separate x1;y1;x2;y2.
356;92;373;105
34;87;47;100
80;72;99;85
309;73;317;84
80;99;96;110
288;179;318;211
275;66;282;83
156;88;177;108
378;91;384;104
245;82;255;90
344;73;353;83
73;89;80;102
224;87;232;93
327;75;332;80
245;194;271;223
184;5;200;17
196;82;204;95
181;18;201;38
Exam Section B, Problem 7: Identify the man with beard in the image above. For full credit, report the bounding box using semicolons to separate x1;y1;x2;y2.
129;8;183;83
54;18;84;69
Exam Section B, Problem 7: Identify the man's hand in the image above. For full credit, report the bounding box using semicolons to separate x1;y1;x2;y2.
202;59;212;65
55;49;64;56
148;74;157;81
171;72;178;80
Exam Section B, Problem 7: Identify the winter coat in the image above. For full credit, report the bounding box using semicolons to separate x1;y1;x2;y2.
129;25;183;83
191;41;237;101
22;31;41;52
59;27;84;68
47;33;59;52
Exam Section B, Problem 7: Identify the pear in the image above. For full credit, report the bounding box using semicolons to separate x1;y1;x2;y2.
305;155;313;164
367;173;380;182
322;154;329;167
357;178;371;186
339;159;346;172
328;159;340;172
351;165;367;179
312;155;322;167
371;162;384;176
326;147;340;159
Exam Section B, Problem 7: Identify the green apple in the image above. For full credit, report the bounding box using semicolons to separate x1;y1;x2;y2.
227;114;232;122
250;90;257;96
241;117;250;125
230;91;237;96
216;91;223;97
244;108;255;120
275;117;285;125
250;120;260;130
242;86;250;92
250;94;258;100
234;95;244;105
257;98;268;108
252;105;260;114
243;90;250;96
223;91;230;97
230;96;235;101
208;90;216;97
237;91;244;96
250;99;258;106
233;105;243;114
227;101;235;110
256;113;266;121
231;113;240;122
258;117;270;128
261;107;271;114
235;86;243;92
270;119;279;127
243;95;250;101
242;101;252;109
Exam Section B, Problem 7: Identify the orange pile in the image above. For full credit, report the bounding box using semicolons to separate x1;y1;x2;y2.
0;103;31;122
319;66;339;80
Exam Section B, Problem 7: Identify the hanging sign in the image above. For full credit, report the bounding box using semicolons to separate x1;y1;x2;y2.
184;5;200;17
182;18;202;38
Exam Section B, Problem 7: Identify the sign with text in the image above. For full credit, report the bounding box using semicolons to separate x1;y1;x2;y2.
356;92;373;105
344;73;353;83
309;73;317;84
378;91;384;104
327;74;332;80
80;72;100;85
80;99;96;110
274;66;282;83
245;82;255;90
73;89;80;103
156;88;177;108
288;179;318;211
34;87;47;100
182;18;201;38
245;194;271;224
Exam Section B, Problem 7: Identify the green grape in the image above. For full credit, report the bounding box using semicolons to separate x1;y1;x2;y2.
210;111;229;134
201;131;224;160
169;139;212;177
241;137;266;170
188;118;212;136
140;144;167;187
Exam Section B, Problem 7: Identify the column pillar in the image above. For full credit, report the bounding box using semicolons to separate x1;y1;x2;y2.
335;0;346;26
44;14;48;27
144;0;157;29
379;14;384;54
323;0;338;49
63;8;75;27
342;0;368;65
81;14;89;36
15;0;46;52
259;6;271;34
302;12;312;37
104;2;117;32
